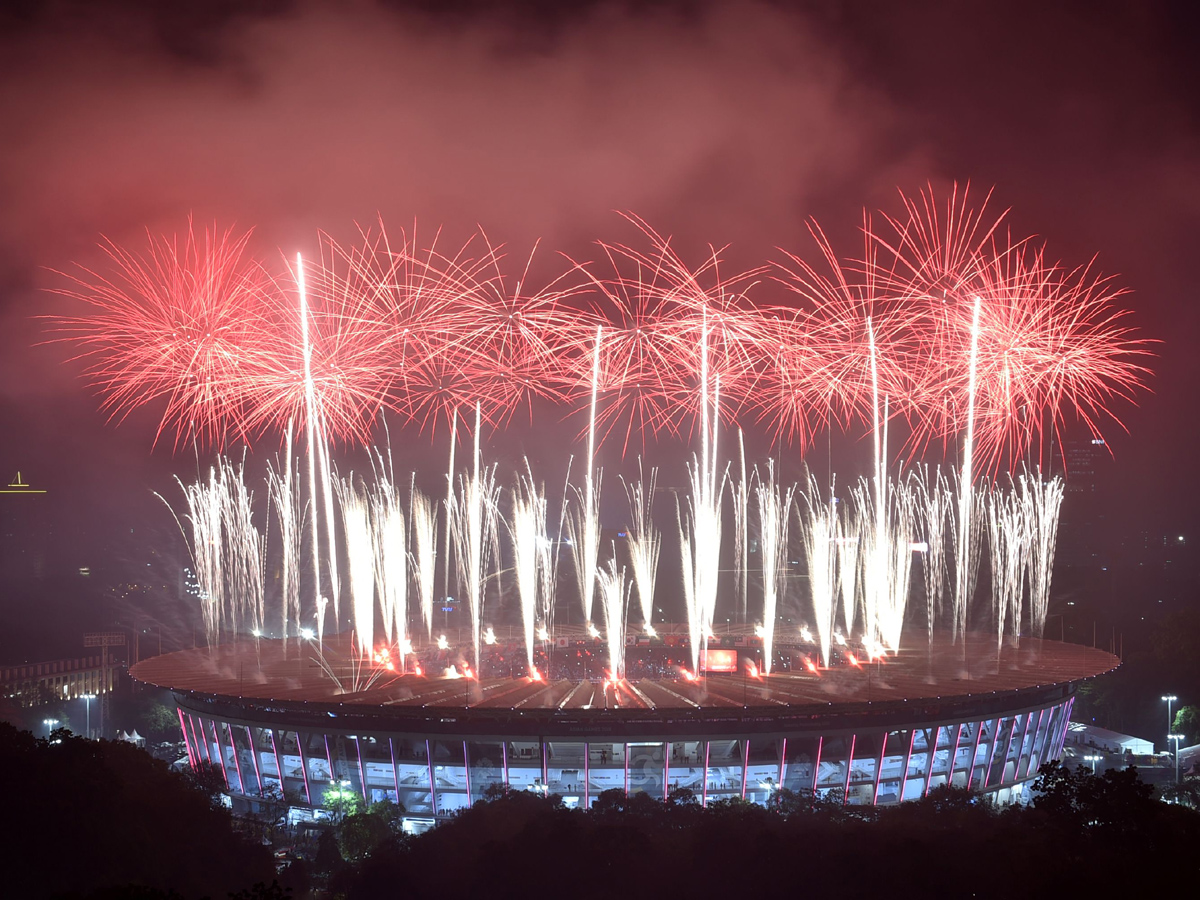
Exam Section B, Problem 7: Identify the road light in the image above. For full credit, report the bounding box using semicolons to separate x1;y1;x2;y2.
1162;695;1178;740
81;693;97;739
1083;754;1101;774
1169;734;1185;784
42;718;59;738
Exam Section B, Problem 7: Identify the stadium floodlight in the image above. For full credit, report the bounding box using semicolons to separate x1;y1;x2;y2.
1169;734;1185;783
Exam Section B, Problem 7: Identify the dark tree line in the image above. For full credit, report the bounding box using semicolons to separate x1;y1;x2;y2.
336;766;1200;899
4;718;1198;899
0;723;273;899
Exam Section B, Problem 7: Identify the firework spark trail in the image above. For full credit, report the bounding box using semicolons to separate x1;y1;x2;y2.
836;499;860;639
539;472;568;636
850;473;917;655
913;466;951;646
621;461;660;634
316;432;341;632
953;296;982;641
224;457;266;640
443;410;458;607
679;323;725;676
409;485;437;640
266;431;301;640
509;468;548;676
756;461;794;673
173;467;224;644
879;486;916;653
451;405;501;671
850;481;880;651
949;468;986;640
164;458;266;648
566;327;604;626
733;430;750;625
295;252;329;644
369;458;408;661
1019;470;1064;638
596;558;631;681
798;475;839;668
986;483;1026;651
337;477;375;656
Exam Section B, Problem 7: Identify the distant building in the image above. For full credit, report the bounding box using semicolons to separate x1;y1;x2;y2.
0;471;50;582
0;654;114;708
1053;438;1111;569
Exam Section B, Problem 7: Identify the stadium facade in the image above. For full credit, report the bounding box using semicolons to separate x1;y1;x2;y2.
132;633;1117;818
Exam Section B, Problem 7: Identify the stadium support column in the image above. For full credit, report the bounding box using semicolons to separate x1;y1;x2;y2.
426;739;438;816
294;732;313;805
463;741;472;805
1024;708;1049;778
872;732;887;806
923;727;942;797
226;723;245;795
210;720;231;788
966;721;985;789
504;742;511;797
946;723;964;789
778;738;787;794
269;730;286;799
177;709;197;769
1015;714;1033;781
247;726;264;796
811;736;823;796
740;740;750;800
662;742;670;799
842;734;856;806
900;730;916;801
355;737;368;801
388;738;401;802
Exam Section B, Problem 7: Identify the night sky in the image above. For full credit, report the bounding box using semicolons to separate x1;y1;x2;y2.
0;0;1196;656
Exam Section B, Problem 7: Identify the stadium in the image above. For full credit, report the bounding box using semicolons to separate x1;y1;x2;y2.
132;630;1118;821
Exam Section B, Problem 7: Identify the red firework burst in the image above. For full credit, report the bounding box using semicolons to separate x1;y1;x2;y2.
48;220;279;446
861;184;1153;472
48;199;1151;469
563;214;767;454
766;216;924;444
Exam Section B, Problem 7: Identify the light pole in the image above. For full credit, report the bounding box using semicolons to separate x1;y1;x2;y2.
1169;734;1184;784
1083;754;1101;774
81;693;96;739
42;718;59;738
1162;694;1178;742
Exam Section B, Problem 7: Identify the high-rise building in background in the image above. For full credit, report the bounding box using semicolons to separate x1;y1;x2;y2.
1053;438;1111;570
0;472;50;582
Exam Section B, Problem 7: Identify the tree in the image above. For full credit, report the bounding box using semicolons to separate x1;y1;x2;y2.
323;782;363;824
338;800;405;862
313;828;344;878
0;722;271;898
1173;705;1200;746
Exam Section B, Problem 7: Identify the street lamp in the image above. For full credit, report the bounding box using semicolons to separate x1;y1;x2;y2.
1162;695;1178;740
1169;734;1184;784
42;718;59;738
81;693;97;739
1083;754;1101;774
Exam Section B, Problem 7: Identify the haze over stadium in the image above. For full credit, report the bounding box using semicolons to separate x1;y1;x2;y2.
0;1;1194;767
